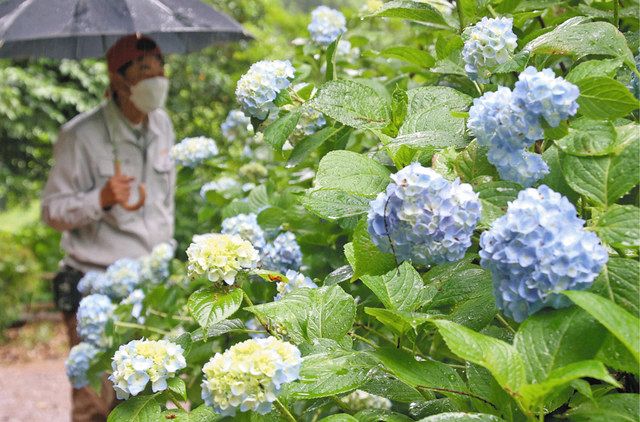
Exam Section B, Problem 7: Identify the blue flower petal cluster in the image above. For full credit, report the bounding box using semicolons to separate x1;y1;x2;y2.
236;60;295;120
121;289;146;323
221;213;267;251
292;106;326;140
479;185;608;322
77;294;115;347
140;242;174;283
368;163;481;266
631;53;640;99
77;271;109;295
201;337;302;416
65;342;100;388
221;110;253;142
109;339;186;400
462;17;517;83
104;258;142;300
261;232;303;273
512;67;580;127
468;68;579;186
275;269;318;300
308;6;347;46
171;136;219;167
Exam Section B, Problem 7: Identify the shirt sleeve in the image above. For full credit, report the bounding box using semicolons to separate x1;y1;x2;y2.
41;128;105;231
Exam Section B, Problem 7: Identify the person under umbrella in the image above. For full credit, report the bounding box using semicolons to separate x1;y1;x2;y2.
41;34;175;422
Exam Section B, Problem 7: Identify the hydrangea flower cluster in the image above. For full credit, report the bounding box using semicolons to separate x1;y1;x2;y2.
368;163;481;266
109;339;186;400
65;342;100;388
238;162;268;181
104;258;142;300
468;67;579;186
245;318;268;339
261;232;303;273
341;390;392;411
479;185;608;322
77;294;115;347
236;60;295;120
336;39;360;62
200;177;242;200
275;269;318;300
77;271;109;295
170;136;219;167
121;289;145;323
462;17;517;83
200;337;302;416
292;106;326;140
186;233;260;284
308;6;347;46
140;242;174;283
221;110;253;142
221;213;267;251
631;53;640;99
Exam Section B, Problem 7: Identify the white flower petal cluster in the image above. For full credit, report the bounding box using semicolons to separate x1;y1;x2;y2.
201;337;302;416
200;177;242;200
341;390;392;412
140;242;175;284
275;269;318;300
104;258;142;300
221;213;267;251
308;6;347;46
221;110;253;142
292;106;326;140
109;339;186;400
235;60;295;119
336;39;360;62
120;289;146;323
171;136;219;167
77;294;115;347
186;233;260;285
65;342;100;388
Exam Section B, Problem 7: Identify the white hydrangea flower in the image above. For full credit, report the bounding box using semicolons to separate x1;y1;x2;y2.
308;6;347;46
140;242;175;284
221;110;254;142
171;136;218;167
186;233;260;285
200;176;242;200
235;60;295;119
104;258;142;300
201;337;302;416
120;289;145;323
109;339;186;400
275;269;318;300
341;390;392;411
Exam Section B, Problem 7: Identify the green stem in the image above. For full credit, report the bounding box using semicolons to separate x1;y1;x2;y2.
456;2;465;33
613;0;619;29
242;291;274;336
496;313;516;335
147;308;193;322
169;397;186;412
349;331;378;348
473;81;484;96
487;4;499;18
113;321;169;336
274;398;297;422
331;395;353;414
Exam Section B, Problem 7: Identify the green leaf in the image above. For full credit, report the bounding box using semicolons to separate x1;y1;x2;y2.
310;80;391;129
367;0;454;30
592;258;640;317
556;120;617;156
575;77;639;119
524;19;635;66
301;189;371;220
190;318;245;341
246;286;356;344
391;86;409;131
561;124;640;206
263;109;302;153
475;181;520;228
361;261;426;311
596;334;639;375
320;416;358;422
161;406;223;422
379;46;435;68
168;377;187;401
353;409;414;422
540;146;579;203
107;394;160;422
352;218;397;278
313;150;391;197
365;308;435;336
325;37;339;81
565;393;640;422
466;364;524;422
518;360;619;410
593;205;640;249
288;350;377;399
563;290;640;363
514;307;607;383
187;288;244;330
288;126;350;167
456;0;477;28
432;320;527;393
416;414;506;422
565;59;624;84
453;141;499;183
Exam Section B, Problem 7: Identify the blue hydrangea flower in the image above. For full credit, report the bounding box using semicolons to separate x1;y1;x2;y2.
292;106;326;140
77;271;109;295
368;163;482;266
308;6;347;46
236;60;295;120
336;39;360;62
487;148;550;188
109;339;186;400
261;232;303;273
631;53;640;99
462;17;518;83
77;294;115;347
65;342;100;389
221;213;267;251
479;185;608;322
171;136;219;167
221;110;253;142
200;177;242;200
512;67;579;127
140;242;174;284
245;318;268;339
104;258;142;300
275;269;318;300
121;289;145;323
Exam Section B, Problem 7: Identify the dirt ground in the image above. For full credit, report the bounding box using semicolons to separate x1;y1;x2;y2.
0;317;72;422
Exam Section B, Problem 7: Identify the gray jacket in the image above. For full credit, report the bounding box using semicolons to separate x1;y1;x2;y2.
42;100;176;272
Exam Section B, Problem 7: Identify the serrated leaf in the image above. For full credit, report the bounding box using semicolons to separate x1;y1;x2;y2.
309;80;391;129
107;394;160;422
556;120;617;156
190;319;245;341
263;109;302;152
592;258;640;317
353;409;414;422
453;141;499;182
323;265;354;286
365;308;435;336
168;377;187;401
288;126;350;167
301;188;371;220
593;205;640;249
540;146;579;203
325;37;339;81
367;0;454;30
352;218;397;279
314;150;391;197
563;290;640;363
187;288;244;330
565;393;640;422
575;77;639;119
565;59;624;84
475;181;520;228
361;261;426;311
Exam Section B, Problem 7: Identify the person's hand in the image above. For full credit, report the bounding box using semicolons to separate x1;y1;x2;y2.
100;174;135;209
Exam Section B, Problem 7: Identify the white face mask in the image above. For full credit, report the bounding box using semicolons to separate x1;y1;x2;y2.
128;76;169;113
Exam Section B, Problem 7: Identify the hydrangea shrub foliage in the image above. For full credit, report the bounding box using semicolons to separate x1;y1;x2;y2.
71;3;639;421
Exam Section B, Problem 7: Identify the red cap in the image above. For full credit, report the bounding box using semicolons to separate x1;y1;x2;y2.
106;34;162;74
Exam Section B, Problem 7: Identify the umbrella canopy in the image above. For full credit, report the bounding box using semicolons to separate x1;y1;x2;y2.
0;0;252;59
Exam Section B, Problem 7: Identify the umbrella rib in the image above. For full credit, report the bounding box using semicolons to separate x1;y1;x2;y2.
0;0;37;36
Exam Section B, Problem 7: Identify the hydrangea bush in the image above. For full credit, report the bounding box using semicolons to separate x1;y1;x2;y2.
71;3;640;421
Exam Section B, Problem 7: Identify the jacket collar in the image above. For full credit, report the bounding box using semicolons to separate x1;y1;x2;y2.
103;100;162;149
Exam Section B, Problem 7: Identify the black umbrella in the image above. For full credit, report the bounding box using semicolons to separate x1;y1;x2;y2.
0;0;252;59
